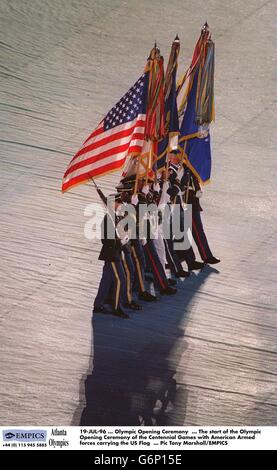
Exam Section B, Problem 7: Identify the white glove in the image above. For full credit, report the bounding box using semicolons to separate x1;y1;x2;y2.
165;193;171;204
142;184;149;195
159;193;171;208
199;123;209;138
159;187;171;206
153;182;160;192
131;194;139;206
141;237;147;246
120;234;129;246
196;190;203;198
177;166;184;180
162;181;169;192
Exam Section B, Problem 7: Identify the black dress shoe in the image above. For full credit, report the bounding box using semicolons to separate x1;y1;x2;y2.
176;269;190;278
93;305;109;314
139;291;157;302
205;256;221;265
188;261;205;271
167;278;177;286
113;308;130;319
160;286;177;295
124;301;143;311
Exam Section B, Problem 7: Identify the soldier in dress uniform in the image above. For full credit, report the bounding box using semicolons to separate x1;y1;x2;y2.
159;171;190;278
93;194;130;319
114;188;143;311
166;160;206;271
138;186;178;295
118;176;177;295
179;164;220;265
116;178;157;303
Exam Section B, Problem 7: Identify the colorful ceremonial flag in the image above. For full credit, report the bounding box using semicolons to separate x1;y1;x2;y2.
145;46;165;142
179;70;200;143
121;45;165;182
157;37;180;172
178;24;215;184
183;131;212;184
62;73;149;192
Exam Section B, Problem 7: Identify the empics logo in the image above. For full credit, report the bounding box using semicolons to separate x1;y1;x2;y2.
4;432;15;440
3;429;47;442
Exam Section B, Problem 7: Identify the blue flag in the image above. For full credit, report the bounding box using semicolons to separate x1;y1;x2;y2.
183;132;211;184
156;40;180;172
179;69;212;184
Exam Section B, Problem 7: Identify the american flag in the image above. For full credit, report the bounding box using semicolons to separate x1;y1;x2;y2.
62;73;148;192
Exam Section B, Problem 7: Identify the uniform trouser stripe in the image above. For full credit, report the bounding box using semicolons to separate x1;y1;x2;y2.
122;256;132;303
145;244;166;290
192;217;207;260
131;246;145;292
164;239;178;274
111;261;121;310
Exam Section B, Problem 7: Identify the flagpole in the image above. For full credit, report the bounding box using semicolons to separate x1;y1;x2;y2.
134;156;140;195
165;152;170;180
179;142;190;205
185;173;190;205
181;141;187;165
90;177;98;189
146;141;153;185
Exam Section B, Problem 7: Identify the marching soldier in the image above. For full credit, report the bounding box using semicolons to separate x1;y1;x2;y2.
160;167;190;278
93;194;130;319
116;178;157;302
180;165;220;265
163;160;203;272
138;187;177;295
118;212;143;311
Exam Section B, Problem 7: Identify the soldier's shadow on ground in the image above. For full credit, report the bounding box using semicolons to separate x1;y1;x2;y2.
73;265;218;426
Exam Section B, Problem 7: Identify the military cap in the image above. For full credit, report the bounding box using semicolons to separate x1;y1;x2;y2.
116;174;136;192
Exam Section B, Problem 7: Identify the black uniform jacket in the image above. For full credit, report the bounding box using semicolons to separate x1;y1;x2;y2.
98;214;122;262
180;169;203;212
